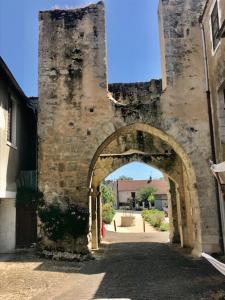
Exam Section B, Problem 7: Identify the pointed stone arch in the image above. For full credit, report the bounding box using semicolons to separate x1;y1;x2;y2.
88;122;200;254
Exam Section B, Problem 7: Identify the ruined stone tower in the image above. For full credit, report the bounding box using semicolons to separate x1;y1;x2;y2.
38;0;221;256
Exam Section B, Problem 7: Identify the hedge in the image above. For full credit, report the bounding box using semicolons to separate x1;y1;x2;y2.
142;209;165;229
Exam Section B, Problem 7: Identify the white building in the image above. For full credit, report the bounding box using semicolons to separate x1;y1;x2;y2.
110;179;168;210
0;57;36;252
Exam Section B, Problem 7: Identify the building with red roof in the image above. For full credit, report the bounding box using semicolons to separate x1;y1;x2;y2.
110;179;169;210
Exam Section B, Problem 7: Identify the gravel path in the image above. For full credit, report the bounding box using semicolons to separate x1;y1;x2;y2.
48;231;225;300
0;226;225;299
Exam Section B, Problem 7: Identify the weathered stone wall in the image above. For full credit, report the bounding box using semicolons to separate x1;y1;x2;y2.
159;0;207;87
168;179;180;244
158;0;221;254
38;2;111;252
109;81;162;104
38;1;220;255
38;2;110;207
92;128;179;187
108;80;162;127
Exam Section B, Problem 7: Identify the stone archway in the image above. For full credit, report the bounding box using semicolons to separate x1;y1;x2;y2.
38;2;221;256
88;122;199;254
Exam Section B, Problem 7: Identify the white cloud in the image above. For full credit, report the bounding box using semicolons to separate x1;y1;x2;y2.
51;1;100;10
51;5;61;9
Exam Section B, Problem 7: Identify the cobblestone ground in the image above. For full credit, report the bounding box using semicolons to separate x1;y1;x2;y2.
1;229;225;299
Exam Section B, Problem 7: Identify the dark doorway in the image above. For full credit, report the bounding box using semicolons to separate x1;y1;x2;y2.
16;205;37;247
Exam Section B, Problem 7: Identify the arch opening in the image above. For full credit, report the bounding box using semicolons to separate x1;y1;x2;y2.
88;123;201;255
103;162;180;246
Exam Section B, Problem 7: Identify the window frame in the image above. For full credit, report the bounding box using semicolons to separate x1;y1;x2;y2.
209;0;221;55
6;95;17;149
211;1;220;50
7;97;13;143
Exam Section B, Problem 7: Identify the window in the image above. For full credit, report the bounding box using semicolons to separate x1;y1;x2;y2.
7;96;16;147
211;1;220;50
7;97;12;142
131;192;135;198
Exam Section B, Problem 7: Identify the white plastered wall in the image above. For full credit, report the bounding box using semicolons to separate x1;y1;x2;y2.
0;198;16;253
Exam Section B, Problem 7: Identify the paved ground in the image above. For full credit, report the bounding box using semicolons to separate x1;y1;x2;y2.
0;213;225;299
36;231;225;300
106;210;169;235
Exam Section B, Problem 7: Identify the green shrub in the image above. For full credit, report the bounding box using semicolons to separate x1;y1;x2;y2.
102;203;115;224
38;200;89;241
142;209;152;222
142;209;165;228
160;222;169;232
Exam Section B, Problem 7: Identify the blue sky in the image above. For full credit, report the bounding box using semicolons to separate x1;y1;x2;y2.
0;0;161;95
0;0;162;179
106;162;163;180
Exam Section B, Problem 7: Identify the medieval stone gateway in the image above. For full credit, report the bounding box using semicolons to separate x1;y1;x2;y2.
38;1;221;256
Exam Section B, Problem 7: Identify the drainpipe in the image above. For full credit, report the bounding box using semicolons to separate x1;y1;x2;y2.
200;21;224;253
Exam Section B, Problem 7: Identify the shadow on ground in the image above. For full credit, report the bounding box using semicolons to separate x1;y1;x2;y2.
1;231;225;300
83;241;225;300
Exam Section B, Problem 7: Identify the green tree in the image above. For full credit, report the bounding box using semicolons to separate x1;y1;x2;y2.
118;175;133;180
137;186;157;206
100;184;115;205
147;193;155;206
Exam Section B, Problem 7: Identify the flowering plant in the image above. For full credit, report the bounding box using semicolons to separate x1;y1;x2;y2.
38;199;89;241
